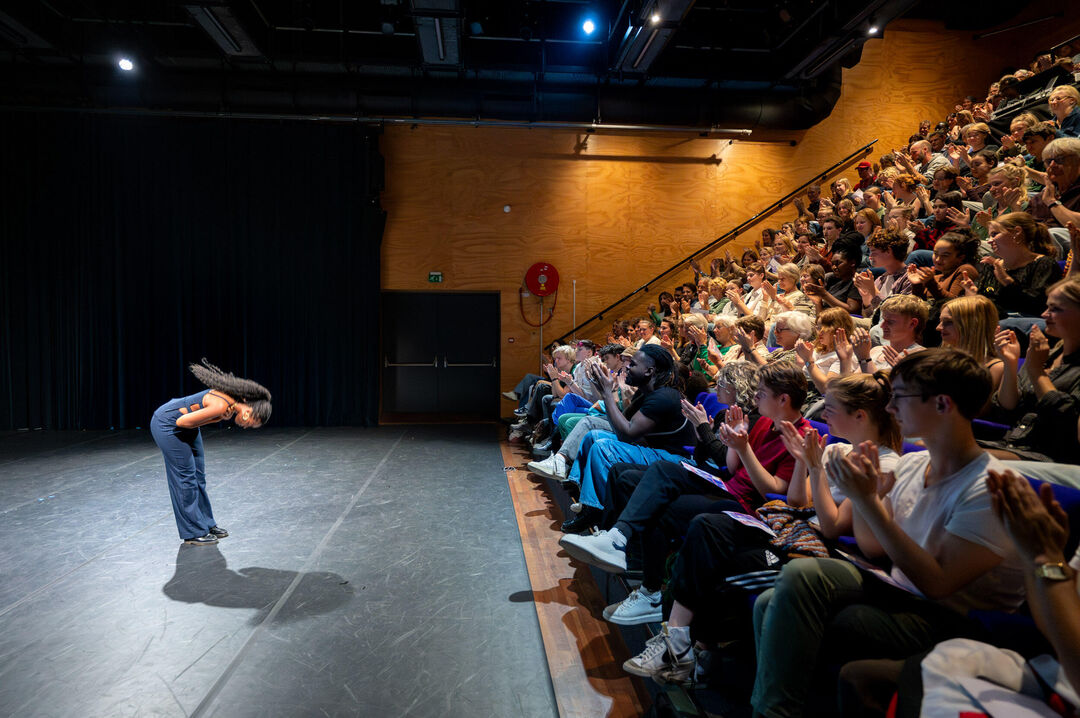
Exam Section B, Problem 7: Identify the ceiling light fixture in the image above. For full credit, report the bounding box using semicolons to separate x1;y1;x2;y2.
651;13;661;24
582;19;595;35
118;57;134;71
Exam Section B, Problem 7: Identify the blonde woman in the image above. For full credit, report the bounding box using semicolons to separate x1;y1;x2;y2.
938;295;1005;392
1048;85;1080;138
799;307;856;395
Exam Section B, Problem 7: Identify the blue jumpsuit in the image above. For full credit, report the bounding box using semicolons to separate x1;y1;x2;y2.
151;390;218;540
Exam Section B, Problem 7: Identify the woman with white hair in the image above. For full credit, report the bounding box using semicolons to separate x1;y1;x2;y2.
736;311;813;367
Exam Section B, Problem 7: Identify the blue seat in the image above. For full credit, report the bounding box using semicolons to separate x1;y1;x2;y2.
901;442;926;455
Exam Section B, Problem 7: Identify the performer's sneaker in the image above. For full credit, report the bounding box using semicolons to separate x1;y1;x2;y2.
183;534;219;546
208;526;229;538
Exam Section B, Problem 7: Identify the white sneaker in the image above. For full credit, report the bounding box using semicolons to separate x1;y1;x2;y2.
623;624;694;682
502;391;519;401
527;452;567;480
569;501;583;514
558;528;628;573
655;631;696;686
603;587;663;625
623;626;672;678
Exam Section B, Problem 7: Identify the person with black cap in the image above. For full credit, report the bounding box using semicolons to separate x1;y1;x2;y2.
557;344;698;533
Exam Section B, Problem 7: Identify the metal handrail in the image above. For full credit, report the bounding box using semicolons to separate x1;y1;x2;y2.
552;139;879;345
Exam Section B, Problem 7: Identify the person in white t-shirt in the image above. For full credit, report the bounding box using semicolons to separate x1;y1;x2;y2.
750;348;1027;717
841;470;1080;716
854;294;930;372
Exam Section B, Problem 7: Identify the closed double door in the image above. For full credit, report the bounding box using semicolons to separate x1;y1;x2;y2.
381;291;499;418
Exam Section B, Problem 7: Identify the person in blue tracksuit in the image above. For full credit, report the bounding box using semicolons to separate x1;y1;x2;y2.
151;359;272;546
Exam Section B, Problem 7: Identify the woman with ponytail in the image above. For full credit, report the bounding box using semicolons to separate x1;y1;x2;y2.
151;359;272;546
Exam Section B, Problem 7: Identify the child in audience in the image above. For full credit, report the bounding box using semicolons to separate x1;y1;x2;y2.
751;348;1026;718
853;295;929;372
907;230;981;302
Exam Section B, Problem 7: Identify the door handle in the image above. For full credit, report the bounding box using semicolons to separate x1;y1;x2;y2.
384;356;437;367
442;358;497;368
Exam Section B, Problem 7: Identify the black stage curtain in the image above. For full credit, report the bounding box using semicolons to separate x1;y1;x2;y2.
0;111;385;429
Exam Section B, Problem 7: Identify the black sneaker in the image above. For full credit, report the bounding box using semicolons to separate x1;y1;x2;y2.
208;526;229;538
183;534;218;546
560;506;600;534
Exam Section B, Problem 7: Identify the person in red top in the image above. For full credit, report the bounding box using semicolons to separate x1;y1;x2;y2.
559;363;810;583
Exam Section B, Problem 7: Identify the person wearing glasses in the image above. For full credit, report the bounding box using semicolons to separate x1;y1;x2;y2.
1048;85;1080;139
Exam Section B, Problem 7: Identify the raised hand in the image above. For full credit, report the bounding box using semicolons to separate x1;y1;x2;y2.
699;290;711;307
717;423;749;451
795;339;815;364
586;361;615;394
1042;182;1060;206
1002;186;1024;211
724;405;748;433
681;398;711;427
988;469;1070;566
706;339;724;367
828;440;884;502
981;256;1012;285
689;258;703;273
779;420;810;465
974;209;992;227
851;327;872;361
834;327;853;364
660;334;675;352
956;175;974;193
543;362;558;379
945;207;971;227
881;344;901;367
853;270;877;297
959;269;978;297
994;328;1021;365
761;281;778;299
1000;134;1016;150
1026;325;1051;375
681;298;692;313
733;326;754;351
687;324;708;346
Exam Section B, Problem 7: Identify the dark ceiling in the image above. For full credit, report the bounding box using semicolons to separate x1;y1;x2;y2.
0;0;1028;131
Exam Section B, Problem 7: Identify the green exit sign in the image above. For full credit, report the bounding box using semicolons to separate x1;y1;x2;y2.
428;271;443;283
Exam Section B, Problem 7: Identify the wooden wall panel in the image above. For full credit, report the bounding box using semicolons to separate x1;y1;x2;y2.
378;19;1053;399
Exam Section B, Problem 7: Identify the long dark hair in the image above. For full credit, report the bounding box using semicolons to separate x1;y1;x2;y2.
189;359;272;423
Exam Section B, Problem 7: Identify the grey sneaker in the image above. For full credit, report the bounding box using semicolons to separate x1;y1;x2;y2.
558;528;628;573
623;628;672;678
603;587;663;626
502;391;519;401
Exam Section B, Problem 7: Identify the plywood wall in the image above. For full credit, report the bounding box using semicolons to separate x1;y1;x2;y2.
377;19;1030;397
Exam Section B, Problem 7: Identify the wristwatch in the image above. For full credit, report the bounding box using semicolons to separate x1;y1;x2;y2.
1034;562;1071;581
1048;200;1063;209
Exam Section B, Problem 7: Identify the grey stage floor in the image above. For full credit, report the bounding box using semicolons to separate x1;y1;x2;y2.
0;425;557;718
